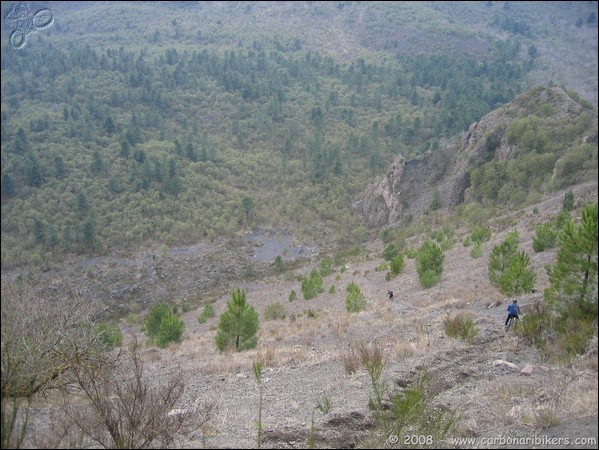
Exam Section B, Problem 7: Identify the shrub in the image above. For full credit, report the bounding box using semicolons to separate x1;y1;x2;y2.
532;222;557;252
470;226;492;244
416;241;444;289
443;313;478;342
264;302;287;321
341;343;362;375
301;269;324;300
198;304;215;324
156;311;185;348
383;372;457;448
562;191;575;211
319;256;334;277
515;301;550;349
470;242;483;258
389;254;405;277
96;321;123;349
288;290;297;302
346;282;367;313
144;304;170;339
381;243;399;261
375;262;388;272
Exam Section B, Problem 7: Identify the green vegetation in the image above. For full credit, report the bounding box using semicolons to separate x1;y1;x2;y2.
488;231;536;295
470;226;492;244
388;253;405;278
361;343;388;422
415;240;444;288
532;221;558;252
288;289;297;302
252;360;264;449
301;268;325;300
363;371;457;448
469;99;597;207
96;321;123;349
443;313;479;342
545;203;598;318
470;242;483;258
346;281;367;313
7;1;586;272
215;288;259;351
142;303;185;348
197;304;215;324
264;302;287;321
515;203;598;363
319;256;334;277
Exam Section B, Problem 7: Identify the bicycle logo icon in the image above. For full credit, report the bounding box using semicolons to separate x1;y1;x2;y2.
4;3;54;49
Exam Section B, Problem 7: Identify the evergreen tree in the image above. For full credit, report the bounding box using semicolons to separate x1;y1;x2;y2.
215;288;259;351
488;231;519;287
545;203;598;316
488;231;536;295
156;311;185;348
389;253;405;277
90;150;105;175
301;268;324;300
103;116;117;134
33;219;46;245
416;240;444;288
54;156;66;179
120;139;131;159
82;220;97;251
562;191;575;212
77;192;89;217
242;196;254;220
25;155;43;187
144;304;171;339
14;127;30;153
499;251;536;295
345;282;367;313
1;173;16;198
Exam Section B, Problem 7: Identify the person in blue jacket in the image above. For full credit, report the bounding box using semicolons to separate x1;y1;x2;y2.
505;299;521;327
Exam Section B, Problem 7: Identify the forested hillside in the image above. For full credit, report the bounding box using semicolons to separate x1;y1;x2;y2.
1;1;597;271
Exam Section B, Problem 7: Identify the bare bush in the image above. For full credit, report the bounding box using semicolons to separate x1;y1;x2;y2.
64;337;214;449
1;278;109;448
1;278;108;399
341;342;362;375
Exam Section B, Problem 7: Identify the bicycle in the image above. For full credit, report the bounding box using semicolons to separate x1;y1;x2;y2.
504;315;519;332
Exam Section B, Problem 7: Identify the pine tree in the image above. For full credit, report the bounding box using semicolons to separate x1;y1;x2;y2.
156;311;185;348
215;288;259;351
416;240;444;288
488;231;519;287
489;231;536;296
345;282;367;313
545;203;598;316
25;155;43;187
144;304;170;339
14;127;30;153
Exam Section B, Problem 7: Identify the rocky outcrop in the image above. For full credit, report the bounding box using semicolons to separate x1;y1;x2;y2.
354;86;588;226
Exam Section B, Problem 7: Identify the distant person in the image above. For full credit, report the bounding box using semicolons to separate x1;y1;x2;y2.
505;299;521;327
387;290;394;301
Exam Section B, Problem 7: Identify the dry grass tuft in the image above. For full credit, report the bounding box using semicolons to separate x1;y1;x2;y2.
340;342;363;375
482;381;525;426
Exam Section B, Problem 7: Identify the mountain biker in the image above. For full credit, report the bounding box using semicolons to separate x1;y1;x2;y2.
505;299;521;328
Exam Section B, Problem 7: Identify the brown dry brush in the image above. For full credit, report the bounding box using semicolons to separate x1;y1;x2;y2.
63;337;211;449
1;278;216;449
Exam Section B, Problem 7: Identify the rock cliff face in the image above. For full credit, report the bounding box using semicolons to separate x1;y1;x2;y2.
354;86;587;226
